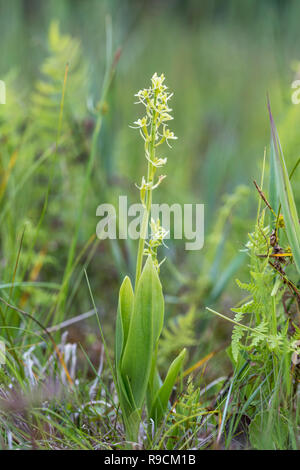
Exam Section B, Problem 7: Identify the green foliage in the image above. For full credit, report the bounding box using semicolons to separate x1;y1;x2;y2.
149;348;186;425
0;21;90;324
115;256;186;442
158;307;196;365
231;307;247;362
230;215;296;364
249;411;289;450
208;114;300;449
115;275;134;371
121;256;164;411
31;20;88;144
163;378;207;450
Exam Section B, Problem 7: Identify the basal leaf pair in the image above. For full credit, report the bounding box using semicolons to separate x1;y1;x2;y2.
115;256;185;442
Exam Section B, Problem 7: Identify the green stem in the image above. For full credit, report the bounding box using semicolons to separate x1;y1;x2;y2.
134;94;158;290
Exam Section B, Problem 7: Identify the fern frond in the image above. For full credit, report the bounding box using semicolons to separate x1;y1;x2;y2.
30;21;88;145
159;307;197;365
231;300;254;314
231;310;246;362
235;278;256;294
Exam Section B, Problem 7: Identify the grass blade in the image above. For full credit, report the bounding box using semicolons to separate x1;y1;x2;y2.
268;99;300;274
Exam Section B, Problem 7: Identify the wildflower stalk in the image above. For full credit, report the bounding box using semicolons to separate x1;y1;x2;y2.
115;73;185;444
135;91;158;289
133;74;176;287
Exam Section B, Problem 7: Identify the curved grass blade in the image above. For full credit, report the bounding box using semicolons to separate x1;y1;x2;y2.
267;99;300;274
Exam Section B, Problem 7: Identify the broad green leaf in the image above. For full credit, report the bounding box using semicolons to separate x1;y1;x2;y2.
268;100;300;274
150;348;186;426
115;276;135;425
115;275;134;370
147;348;162;413
121;256;164;409
116;368;142;442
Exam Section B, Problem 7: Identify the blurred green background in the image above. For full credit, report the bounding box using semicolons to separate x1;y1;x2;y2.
1;0;300;374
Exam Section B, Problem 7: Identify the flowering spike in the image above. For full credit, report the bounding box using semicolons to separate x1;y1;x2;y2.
133;74;177;278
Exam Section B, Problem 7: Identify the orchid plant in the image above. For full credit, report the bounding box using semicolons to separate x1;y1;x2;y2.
115;73;186;443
